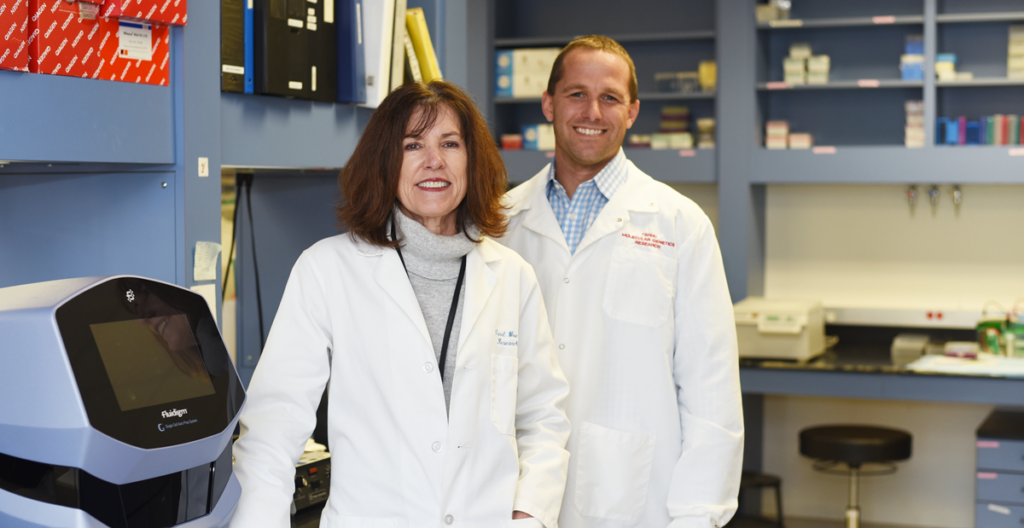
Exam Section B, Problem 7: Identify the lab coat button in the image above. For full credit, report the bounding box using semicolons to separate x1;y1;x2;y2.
423;362;434;373
432;441;443;453
559;344;565;350
563;278;569;283
444;514;454;524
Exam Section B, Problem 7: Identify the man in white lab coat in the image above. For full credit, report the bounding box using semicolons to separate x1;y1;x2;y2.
498;35;745;528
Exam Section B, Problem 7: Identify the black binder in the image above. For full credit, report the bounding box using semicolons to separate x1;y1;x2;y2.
307;0;337;103
254;0;311;98
221;0;245;93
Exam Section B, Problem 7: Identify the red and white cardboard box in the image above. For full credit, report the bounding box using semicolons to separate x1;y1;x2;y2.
99;19;168;85
27;1;168;85
101;0;186;26
1;0;29;71
27;0;106;77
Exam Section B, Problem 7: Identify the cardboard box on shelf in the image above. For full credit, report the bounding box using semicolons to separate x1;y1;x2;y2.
27;0;108;77
788;132;813;149
100;0;186;26
99;20;169;85
0;0;29;71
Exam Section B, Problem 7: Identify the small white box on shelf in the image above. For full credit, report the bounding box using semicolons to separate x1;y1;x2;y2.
788;133;813;149
789;42;813;59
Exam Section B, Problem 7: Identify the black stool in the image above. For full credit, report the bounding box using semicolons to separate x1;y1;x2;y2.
799;425;912;528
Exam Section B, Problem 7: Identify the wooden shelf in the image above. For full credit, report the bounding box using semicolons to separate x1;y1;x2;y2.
751;146;1024;184
757;15;924;29
501;148;716;184
495;30;714;48
757;80;923;90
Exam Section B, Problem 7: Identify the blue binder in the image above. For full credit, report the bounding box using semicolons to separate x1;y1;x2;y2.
243;0;254;94
337;0;366;103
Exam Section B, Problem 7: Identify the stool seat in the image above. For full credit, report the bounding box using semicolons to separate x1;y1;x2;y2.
799;425;912;466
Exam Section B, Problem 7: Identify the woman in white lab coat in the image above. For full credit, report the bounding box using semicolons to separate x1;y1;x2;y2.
230;81;571;528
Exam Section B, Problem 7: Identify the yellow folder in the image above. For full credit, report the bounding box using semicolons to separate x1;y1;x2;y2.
405;8;443;83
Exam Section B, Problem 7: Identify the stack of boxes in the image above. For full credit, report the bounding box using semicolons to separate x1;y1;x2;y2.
905;100;925;148
765;120;812;149
651;106;693;149
1009;25;1024;79
494;47;560;99
765;120;789;149
788;132;813;149
783;43;829;85
13;0;185;85
696;118;715;149
900;35;924;81
806;55;830;85
783;42;811;85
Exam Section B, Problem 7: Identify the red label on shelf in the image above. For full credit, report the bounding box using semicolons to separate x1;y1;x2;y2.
678;149;696;157
766;81;788;90
977;472;999;480
858;79;881;88
812;146;837;154
872;16;896;24
1009;148;1024;156
977;440;1000;448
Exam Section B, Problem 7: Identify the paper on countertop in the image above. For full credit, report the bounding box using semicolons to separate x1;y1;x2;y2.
906;353;1024;378
190;284;218;326
194;241;222;282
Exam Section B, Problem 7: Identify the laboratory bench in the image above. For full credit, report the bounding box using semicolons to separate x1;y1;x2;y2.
740;324;1024;407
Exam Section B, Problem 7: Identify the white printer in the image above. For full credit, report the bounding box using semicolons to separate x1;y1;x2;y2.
734;297;826;361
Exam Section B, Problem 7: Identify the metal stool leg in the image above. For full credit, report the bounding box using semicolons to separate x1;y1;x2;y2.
775;481;784;528
846;466;860;528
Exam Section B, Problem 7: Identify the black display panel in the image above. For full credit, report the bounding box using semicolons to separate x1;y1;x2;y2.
91;316;216;412
55;278;244;449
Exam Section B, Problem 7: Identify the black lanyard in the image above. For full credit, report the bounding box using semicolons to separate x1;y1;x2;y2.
392;221;467;380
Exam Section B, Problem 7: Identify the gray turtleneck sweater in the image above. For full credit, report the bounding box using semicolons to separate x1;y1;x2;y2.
394;210;476;414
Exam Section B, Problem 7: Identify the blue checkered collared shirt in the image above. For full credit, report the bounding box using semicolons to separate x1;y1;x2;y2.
546;148;628;255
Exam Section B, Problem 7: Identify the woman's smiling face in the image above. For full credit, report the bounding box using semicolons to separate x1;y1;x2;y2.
396;105;468;236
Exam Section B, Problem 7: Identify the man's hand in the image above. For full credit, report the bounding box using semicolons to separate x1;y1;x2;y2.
512;511;533;520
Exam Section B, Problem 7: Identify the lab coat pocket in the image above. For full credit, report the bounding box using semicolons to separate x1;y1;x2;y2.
491;354;519;435
603;248;675;327
574;421;656;522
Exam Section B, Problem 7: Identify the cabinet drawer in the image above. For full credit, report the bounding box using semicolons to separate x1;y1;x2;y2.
979;438;1024;473
976;502;1024;528
978;472;1024;505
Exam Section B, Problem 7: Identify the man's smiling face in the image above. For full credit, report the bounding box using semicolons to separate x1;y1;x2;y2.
542;48;640;174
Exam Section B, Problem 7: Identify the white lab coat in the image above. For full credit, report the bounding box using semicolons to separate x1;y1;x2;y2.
230;233;571;528
497;161;744;528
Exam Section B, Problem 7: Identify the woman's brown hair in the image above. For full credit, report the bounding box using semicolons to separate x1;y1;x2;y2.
337;80;508;247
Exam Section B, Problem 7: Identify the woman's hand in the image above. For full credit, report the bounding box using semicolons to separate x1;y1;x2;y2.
512;510;533;520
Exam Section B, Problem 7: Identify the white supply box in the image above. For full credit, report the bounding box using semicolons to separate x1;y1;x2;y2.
734;297;826;361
